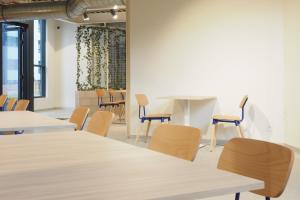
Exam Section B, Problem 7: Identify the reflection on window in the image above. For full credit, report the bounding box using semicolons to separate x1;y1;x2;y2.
34;20;46;98
2;25;19;98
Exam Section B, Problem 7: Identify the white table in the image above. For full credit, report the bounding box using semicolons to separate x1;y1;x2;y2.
0;131;263;200
160;96;216;125
0;111;75;132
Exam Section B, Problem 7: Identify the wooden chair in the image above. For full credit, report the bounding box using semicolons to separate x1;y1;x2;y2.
120;90;126;101
5;98;17;111
69;107;90;131
120;90;126;119
149;124;201;161
9;99;30;134
96;89;119;111
14;99;30;111
210;96;248;151
0;95;8;111
87;111;114;137
109;89;126;120
218;138;294;200
135;94;171;143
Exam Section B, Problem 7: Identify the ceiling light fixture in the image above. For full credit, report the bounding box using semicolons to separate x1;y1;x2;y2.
113;5;119;10
110;9;118;20
83;12;90;21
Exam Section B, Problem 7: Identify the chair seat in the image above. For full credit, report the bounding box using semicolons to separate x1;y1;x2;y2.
114;100;126;104
213;114;240;121
146;113;171;118
100;102;119;106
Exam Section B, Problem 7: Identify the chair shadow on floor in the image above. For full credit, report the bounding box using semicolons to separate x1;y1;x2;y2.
245;104;273;140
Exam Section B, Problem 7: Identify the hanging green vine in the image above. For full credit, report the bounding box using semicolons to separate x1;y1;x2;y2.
76;24;126;91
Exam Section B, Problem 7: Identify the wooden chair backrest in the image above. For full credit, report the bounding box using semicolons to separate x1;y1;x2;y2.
135;94;149;106
218;138;294;198
6;98;17;111
121;91;126;100
69;107;90;131
0;95;8;107
108;89;116;97
149;124;201;161
14;100;30;111
96;89;106;98
87;111;114;137
239;95;248;109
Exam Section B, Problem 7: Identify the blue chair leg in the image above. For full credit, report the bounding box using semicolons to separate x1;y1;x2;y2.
235;193;240;200
15;130;24;135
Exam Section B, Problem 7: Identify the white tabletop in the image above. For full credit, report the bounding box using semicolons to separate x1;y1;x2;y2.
0;111;76;131
0;131;263;200
160;96;216;101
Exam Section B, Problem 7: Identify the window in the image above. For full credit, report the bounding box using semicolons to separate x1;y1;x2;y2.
33;20;46;98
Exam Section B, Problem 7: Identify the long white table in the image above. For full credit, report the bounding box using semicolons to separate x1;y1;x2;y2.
160;96;216;125
0;111;75;132
0;131;263;200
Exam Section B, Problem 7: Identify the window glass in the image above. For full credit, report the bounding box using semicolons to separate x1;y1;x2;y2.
34;20;46;97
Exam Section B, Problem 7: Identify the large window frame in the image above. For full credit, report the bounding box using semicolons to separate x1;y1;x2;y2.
34;20;46;98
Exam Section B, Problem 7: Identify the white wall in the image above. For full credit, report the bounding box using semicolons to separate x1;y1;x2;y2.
35;20;61;110
56;21;77;109
284;0;300;148
35;20;77;110
129;0;285;142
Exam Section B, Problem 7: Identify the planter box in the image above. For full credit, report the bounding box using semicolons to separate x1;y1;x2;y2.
75;90;126;118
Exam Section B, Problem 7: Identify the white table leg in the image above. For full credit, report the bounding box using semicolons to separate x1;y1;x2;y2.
183;100;207;149
184;100;191;126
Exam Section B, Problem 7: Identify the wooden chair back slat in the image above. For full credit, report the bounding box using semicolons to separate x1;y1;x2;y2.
135;94;149;106
218;138;294;198
149;124;201;161
239;95;248;109
14;100;30;111
96;89;106;98
69;107;90;131
87;111;114;137
0;95;8;107
6;98;17;111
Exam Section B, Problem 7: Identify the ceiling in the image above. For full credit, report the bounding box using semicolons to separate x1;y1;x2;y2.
0;0;126;24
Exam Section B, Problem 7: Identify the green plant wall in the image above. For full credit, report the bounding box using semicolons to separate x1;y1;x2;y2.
76;25;126;91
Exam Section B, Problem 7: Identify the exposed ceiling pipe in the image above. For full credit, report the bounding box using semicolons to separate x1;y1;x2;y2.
0;0;126;22
0;1;68;21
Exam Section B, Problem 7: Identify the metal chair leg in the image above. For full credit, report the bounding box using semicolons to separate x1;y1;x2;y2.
235;193;240;200
15;130;24;135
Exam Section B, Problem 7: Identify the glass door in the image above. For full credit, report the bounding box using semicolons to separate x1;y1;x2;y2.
0;22;34;111
1;22;29;100
2;24;23;98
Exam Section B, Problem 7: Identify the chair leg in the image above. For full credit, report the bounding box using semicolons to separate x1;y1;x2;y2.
116;105;122;121
209;124;217;152
120;104;125;120
15;130;24;135
235;125;244;138
145;120;152;143
266;197;270;200
235;193;240;200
